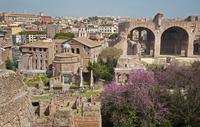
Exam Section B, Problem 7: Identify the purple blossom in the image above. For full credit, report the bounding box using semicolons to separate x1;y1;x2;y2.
101;70;168;126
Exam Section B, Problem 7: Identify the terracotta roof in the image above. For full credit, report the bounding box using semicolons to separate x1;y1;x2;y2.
20;41;54;48
72;37;101;48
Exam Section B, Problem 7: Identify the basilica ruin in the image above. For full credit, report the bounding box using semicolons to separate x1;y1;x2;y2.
116;13;200;57
114;13;200;83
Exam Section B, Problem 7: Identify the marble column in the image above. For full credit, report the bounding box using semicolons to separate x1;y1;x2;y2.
62;75;65;85
115;72;118;83
90;70;94;88
80;67;83;88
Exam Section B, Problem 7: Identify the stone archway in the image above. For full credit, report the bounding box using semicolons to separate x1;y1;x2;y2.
160;26;189;56
127;27;155;56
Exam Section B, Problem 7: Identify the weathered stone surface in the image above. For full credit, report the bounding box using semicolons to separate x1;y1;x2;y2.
0;70;35;127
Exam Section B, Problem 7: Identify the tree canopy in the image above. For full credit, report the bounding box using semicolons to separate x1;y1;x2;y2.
5;58;16;70
54;32;74;39
102;62;200;127
87;47;122;82
19;31;47;35
109;33;118;39
98;47;122;63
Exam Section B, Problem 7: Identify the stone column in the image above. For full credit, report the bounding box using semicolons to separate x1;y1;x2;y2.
90;70;94;88
154;33;161;57
79;67;83;88
115;72;118;83
187;35;194;57
62;75;65;85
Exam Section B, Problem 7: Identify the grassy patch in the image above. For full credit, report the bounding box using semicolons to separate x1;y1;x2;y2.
80;91;100;97
69;85;80;90
24;75;49;87
145;64;164;70
24;76;41;86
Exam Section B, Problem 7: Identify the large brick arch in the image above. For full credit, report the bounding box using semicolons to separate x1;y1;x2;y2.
127;26;156;56
160;26;189;56
118;19;199;57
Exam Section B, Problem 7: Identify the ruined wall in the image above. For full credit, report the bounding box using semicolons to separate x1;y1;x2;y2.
0;70;35;127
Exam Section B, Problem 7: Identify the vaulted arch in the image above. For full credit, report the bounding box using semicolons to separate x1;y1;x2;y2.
127;27;155;56
160;26;189;56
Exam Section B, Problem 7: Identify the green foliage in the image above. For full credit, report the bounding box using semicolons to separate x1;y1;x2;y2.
24;76;41;86
54;32;74;39
69;85;80;90
98;47;122;63
87;62;113;82
88;16;99;21
117;110;140;127
24;75;49;87
146;64;164;71
87;47;122;82
40;75;49;86
83;81;90;85
159;121;173;127
5;58;15;70
19;31;47;35
109;33;118;39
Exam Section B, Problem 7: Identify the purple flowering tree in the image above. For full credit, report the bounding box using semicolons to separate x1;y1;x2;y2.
154;63;200;127
101;70;168;127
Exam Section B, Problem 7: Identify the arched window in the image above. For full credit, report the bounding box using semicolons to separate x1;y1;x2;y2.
71;48;74;53
76;48;80;54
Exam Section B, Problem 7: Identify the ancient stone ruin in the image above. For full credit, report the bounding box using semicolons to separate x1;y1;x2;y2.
0;70;35;127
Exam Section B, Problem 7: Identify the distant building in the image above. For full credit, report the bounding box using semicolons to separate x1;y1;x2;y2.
53;52;81;77
26;34;47;42
47;24;62;39
19;41;55;72
11;27;22;35
78;27;88;38
41;16;53;24
0;12;40;23
54;39;68;54
19;31;47;43
89;32;103;42
86;24;99;33
99;25;118;35
64;37;102;70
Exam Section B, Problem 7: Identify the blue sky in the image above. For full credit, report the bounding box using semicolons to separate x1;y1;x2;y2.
0;0;200;18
